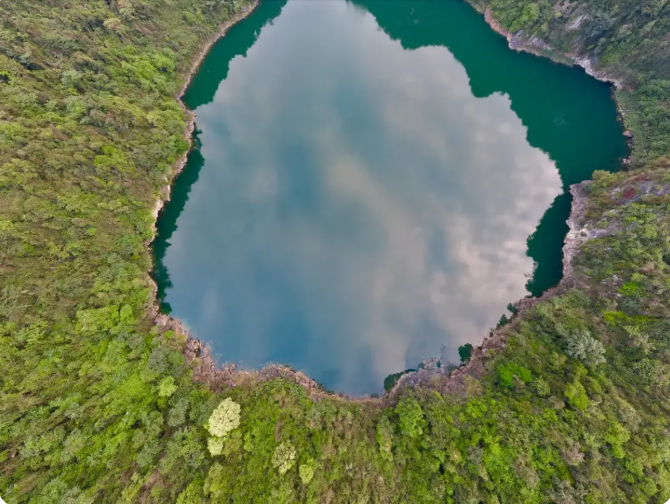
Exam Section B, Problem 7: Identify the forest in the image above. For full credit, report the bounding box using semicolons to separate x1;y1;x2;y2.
0;0;669;503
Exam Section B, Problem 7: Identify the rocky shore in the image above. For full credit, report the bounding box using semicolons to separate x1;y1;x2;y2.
482;7;625;89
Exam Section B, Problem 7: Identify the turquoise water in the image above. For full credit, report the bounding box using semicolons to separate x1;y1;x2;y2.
153;0;627;394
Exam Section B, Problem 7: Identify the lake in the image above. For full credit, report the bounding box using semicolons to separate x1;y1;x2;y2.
153;0;627;394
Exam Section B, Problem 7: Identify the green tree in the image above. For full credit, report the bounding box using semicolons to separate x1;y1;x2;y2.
458;343;474;364
299;459;316;485
376;416;394;461
207;397;241;438
158;376;178;397
396;398;424;438
564;380;589;411
272;441;297;475
565;330;606;366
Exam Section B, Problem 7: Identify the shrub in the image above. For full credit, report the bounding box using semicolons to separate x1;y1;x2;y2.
176;481;204;504
633;358;663;385
207;436;224;456
533;378;551;397
604;421;630;459
496;362;532;388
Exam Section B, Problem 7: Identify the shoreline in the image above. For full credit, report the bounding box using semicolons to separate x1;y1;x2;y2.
482;7;626;89
146;0;361;403
149;0;261;229
480;4;635;159
146;0;628;403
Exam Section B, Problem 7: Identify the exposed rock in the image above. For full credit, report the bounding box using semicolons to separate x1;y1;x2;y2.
509;32;552;53
572;54;625;88
568;13;589;30
420;357;440;370
563;182;620;279
483;7;625;89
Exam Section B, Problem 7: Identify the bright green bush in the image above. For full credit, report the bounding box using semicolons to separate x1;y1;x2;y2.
496;361;532;388
207;436;225;456
604;421;630;459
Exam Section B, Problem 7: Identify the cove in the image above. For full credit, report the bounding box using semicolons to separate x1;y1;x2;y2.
153;0;627;395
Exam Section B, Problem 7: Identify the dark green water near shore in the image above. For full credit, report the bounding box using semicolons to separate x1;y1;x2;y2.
153;0;627;394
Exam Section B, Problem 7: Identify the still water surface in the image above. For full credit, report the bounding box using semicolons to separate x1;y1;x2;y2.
154;0;627;394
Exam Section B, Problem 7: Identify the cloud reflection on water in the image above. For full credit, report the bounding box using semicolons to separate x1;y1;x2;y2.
163;0;562;394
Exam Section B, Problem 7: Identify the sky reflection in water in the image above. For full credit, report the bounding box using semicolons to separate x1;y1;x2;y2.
156;0;622;394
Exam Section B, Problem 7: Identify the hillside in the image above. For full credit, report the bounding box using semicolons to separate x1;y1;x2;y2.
0;0;669;503
475;0;670;167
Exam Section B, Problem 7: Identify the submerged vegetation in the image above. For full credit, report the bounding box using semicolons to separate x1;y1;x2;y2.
0;0;669;503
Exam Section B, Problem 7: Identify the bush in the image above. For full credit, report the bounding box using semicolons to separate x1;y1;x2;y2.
158;376;177;397
533;378;551;397
207;436;224;456
604;421;630;459
376;416;394;461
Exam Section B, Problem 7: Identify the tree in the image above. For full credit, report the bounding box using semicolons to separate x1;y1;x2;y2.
299;459;316;485
458;343;474;364
396;398;424;438
564;380;589;411
376;416;394;461
158;376;177;397
207;436;225;456
565;330;606;367
533;378;551;397
207;398;241;438
272;441;297;475
176;481;204;504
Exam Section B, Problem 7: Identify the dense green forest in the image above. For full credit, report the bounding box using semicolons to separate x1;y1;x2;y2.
1;0;669;502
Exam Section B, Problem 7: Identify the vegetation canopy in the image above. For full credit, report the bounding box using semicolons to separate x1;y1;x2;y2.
0;0;669;502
